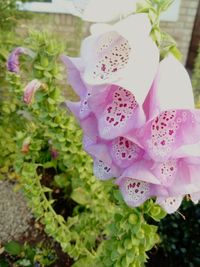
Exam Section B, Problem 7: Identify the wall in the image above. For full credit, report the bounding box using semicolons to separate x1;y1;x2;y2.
16;13;84;56
16;0;199;65
187;1;200;68
160;0;199;65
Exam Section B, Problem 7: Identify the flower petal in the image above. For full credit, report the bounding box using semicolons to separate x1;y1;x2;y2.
143;55;195;120
83;138;121;180
61;55;86;98
139;109;200;162
23;79;42;104
190;192;200;204
152;160;178;187
89;85;145;139
7;47;35;73
117;177;151;207
81;14;159;104
110;136;144;168
156;196;183;214
93;158;119;180
120;160;161;185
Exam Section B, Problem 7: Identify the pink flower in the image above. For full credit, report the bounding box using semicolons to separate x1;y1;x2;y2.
62;13;200;214
23;79;42;104
62;55;146;140
117;56;200;213
7;47;35;73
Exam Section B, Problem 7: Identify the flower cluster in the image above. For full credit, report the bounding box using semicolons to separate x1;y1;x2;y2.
62;12;200;214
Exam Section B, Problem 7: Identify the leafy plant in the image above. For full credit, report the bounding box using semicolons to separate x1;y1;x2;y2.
1;240;56;266
0;30;166;266
0;0;29;31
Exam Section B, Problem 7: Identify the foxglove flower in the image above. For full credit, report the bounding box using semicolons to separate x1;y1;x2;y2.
62;55;146;140
23;79;42;104
81;13;159;105
116;158;198;213
63;9;200;214
117;56;200;213
7;47;35;73
138;56;198;162
72;0;137;22
83;136;121;180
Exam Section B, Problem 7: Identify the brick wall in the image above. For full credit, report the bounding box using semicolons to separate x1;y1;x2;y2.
16;13;85;56
160;0;199;64
16;0;199;64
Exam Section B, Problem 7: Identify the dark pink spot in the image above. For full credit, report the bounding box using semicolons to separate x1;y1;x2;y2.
128;183;136;189
161;140;166;146
112;68;117;72
101;64;106;71
120;115;125;121
125;141;129;148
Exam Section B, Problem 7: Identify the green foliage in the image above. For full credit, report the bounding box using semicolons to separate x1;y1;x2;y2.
137;0;182;60
0;31;24;180
93;198;163;267
4;241;22;256
0;0;29;31
2;240;56;266
192;44;200;103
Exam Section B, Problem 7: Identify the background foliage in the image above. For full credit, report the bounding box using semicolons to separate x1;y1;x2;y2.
192;44;200;103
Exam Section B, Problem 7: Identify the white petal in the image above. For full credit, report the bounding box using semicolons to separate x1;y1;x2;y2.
154;55;195;111
156;196;183;214
114;13;152;41
190;192;200;204
81;14;159;105
173;142;200;158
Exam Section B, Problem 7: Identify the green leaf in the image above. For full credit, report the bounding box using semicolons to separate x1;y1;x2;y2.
15;259;32;266
0;258;9;267
159;0;174;12
71;187;91;205
4;241;22;256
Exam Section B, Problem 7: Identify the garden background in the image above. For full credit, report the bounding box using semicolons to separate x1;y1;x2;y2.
0;0;200;267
